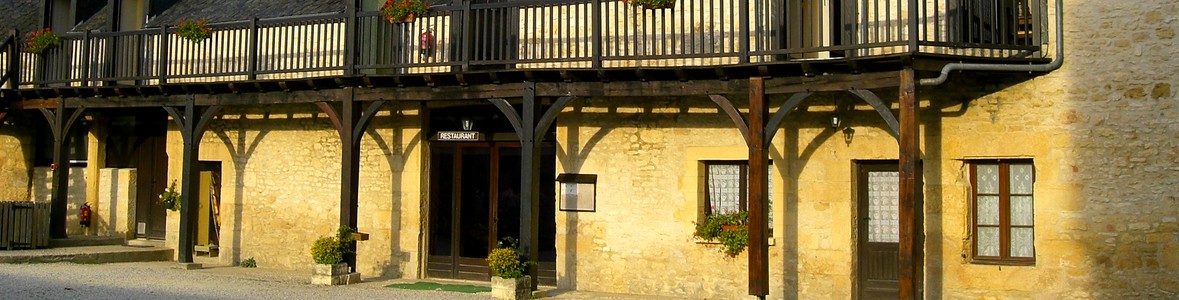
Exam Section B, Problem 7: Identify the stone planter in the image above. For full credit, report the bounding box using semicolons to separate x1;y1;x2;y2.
311;263;360;285
491;275;531;300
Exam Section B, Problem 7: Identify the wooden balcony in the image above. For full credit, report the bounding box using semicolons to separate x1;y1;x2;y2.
0;0;1049;101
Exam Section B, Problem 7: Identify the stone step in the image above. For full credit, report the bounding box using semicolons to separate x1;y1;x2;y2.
0;245;173;264
49;236;125;248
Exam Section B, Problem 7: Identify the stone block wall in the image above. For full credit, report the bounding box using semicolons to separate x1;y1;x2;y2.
162;102;425;279
0;120;33;201
97;168;137;239
549;1;1179;298
30;167;89;236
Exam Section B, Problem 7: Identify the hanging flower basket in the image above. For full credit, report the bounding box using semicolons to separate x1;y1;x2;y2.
159;180;181;212
382;0;429;24
24;28;62;54
623;0;676;9
176;18;212;43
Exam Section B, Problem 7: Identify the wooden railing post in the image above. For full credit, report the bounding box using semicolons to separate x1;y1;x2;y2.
908;0;920;53
248;17;260;81
591;0;602;69
739;0;750;63
80;30;90;87
344;0;358;76
6;30;18;89
159;26;170;85
460;0;472;72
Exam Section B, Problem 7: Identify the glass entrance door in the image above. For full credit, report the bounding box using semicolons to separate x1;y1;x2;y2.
427;142;556;284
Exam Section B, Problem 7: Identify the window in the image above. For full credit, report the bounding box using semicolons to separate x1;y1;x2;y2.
970;160;1035;265
703;161;773;234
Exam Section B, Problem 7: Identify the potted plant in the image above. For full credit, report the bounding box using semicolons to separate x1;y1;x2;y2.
623;0;676;9
381;0;429;24
693;211;749;257
24;28;61;54
487;237;531;300
310;226;360;285
159;180;181;212
176;18;212;43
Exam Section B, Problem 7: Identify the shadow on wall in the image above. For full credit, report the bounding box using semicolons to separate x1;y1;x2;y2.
363;103;422;278
211;108;273;265
554;102;617;291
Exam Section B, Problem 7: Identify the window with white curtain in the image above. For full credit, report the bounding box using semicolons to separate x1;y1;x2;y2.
703;161;773;234
970;159;1035;265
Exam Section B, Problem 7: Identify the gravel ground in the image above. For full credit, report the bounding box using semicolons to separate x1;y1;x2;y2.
0;262;490;300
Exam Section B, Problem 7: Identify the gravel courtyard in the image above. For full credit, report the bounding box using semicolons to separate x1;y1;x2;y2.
0;262;490;300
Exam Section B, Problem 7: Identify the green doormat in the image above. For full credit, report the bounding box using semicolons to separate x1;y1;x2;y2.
386;282;491;293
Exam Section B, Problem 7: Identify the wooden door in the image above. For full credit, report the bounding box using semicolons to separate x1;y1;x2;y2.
857;162;899;299
426;142;557;285
106;113;169;240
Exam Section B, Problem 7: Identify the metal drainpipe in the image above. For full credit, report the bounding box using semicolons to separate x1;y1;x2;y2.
920;0;1065;86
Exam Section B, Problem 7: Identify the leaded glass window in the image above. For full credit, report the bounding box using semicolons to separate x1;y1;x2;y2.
970;160;1035;265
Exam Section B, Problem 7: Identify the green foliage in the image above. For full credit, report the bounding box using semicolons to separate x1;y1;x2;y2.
310;236;343;264
159;180;181;212
381;0;429;23
176;18;212;43
693;211;749;257
24;28;61;54
622;0;677;9
240;257;257;268
310;226;357;265
336;225;356;253
486;237;528;279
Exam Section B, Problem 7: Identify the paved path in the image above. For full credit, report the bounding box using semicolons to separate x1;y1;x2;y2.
0;261;681;300
0;262;488;300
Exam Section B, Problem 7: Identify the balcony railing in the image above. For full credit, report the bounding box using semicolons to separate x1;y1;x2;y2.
0;0;1049;90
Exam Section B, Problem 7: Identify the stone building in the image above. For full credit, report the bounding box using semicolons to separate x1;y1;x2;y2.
1;0;1176;299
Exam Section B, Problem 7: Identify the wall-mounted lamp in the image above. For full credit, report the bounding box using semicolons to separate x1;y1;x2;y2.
842;127;855;145
829;114;841;129
460;118;474;131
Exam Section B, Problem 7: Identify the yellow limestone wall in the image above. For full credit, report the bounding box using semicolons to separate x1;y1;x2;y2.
550;1;1179;298
0;119;33;201
161;102;426;279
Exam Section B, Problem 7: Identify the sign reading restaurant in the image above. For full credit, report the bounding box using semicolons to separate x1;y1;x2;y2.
435;131;482;141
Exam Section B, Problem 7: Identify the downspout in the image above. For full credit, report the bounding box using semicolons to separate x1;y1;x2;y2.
919;0;1064;86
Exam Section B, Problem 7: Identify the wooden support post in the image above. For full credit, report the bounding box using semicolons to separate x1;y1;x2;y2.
316;88;384;271
490;83;574;291
164;96;221;263
747;77;769;297
38;99;86;239
708;77;772;298
897;68;920;299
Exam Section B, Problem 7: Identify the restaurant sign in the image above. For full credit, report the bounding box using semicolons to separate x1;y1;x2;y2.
435;131;482;141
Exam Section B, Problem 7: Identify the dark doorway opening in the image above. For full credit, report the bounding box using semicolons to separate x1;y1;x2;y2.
426;105;556;286
105;110;169;239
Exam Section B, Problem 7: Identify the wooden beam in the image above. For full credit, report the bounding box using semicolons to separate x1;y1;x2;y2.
489;83;577;291
897;68;920;299
37;99;86;239
763;92;813;145
747;77;769;297
707;95;751;146
848;88;901;140
164;96;221;264
316;88;383;270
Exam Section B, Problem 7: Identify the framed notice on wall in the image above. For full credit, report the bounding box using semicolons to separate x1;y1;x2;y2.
557;173;596;212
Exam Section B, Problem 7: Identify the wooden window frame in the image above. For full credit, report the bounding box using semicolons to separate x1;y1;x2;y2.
701;160;772;236
969;159;1036;266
